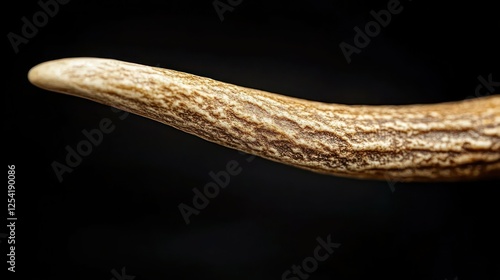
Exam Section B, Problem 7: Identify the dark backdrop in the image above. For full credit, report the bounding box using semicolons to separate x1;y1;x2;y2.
4;0;499;279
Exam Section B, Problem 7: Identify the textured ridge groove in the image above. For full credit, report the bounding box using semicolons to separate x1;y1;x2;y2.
28;57;500;182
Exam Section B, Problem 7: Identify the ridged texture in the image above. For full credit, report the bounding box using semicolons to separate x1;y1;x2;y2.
28;58;500;181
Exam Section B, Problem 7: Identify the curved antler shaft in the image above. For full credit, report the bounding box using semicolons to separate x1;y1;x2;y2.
28;58;500;181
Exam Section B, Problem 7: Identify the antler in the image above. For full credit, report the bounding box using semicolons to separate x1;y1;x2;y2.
28;58;500;181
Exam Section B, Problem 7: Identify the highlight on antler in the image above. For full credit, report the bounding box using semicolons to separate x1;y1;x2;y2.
28;58;500;182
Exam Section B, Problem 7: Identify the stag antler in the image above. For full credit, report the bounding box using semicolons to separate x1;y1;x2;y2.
28;58;500;181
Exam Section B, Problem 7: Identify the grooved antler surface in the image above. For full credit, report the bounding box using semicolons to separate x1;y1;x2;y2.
28;57;500;181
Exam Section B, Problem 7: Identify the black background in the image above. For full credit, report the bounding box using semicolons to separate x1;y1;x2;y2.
4;0;500;279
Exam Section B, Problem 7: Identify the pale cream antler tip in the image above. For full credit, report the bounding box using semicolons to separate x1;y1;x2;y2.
28;57;97;93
